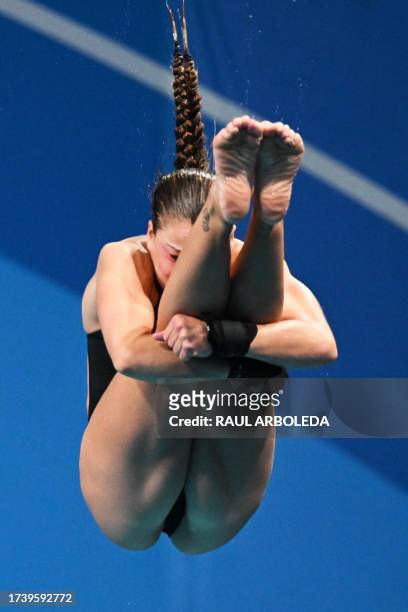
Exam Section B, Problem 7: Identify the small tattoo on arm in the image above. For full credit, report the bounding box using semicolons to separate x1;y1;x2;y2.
202;208;211;232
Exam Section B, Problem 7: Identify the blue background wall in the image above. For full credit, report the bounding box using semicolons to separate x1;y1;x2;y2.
0;1;407;610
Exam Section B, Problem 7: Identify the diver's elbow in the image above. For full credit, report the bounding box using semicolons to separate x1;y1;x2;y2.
322;337;338;363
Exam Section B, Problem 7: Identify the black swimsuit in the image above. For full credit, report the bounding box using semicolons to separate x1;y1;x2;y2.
86;320;287;537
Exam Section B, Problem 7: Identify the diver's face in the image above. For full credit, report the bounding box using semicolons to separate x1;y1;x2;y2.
146;217;193;288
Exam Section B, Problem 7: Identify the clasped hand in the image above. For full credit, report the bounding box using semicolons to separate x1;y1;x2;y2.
153;314;213;362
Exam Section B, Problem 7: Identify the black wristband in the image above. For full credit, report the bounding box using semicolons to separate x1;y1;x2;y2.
202;316;258;357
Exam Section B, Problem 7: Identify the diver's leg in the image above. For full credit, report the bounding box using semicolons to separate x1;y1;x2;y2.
227;121;304;323
156;116;263;329
228;217;285;323
171;429;276;555
169;122;304;554
79;375;191;550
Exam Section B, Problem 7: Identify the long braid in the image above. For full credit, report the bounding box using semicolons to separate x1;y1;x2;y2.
151;2;213;231
167;1;209;171
181;0;209;171
166;3;195;169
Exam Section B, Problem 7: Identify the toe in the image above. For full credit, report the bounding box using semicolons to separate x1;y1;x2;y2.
263;121;286;137
230;116;262;139
226;125;239;138
261;120;274;131
246;119;263;138
232;115;250;127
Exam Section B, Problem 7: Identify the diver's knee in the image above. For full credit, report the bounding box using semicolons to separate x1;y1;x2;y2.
101;524;161;551
188;494;262;532
79;472;161;550
171;521;242;555
171;504;260;555
81;488;162;550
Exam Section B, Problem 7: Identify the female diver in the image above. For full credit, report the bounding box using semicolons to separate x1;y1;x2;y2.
79;4;338;555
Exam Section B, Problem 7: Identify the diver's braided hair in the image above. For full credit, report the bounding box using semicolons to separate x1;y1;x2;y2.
150;2;214;231
167;3;191;169
167;0;209;171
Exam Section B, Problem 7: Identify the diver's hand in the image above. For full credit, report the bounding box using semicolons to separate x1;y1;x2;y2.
153;314;213;361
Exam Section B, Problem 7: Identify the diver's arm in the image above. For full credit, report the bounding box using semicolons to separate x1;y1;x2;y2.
246;270;338;368
119;331;229;381
96;242;229;381
246;320;337;368
154;265;338;369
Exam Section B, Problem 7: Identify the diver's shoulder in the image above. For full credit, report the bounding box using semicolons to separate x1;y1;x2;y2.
95;236;148;260
117;235;149;253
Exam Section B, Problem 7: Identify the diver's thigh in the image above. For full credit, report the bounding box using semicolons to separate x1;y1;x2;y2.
185;433;276;524
169;433;276;554
79;374;191;547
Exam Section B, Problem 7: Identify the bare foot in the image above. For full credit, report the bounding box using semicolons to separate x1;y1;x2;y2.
212;116;263;223
254;121;304;224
